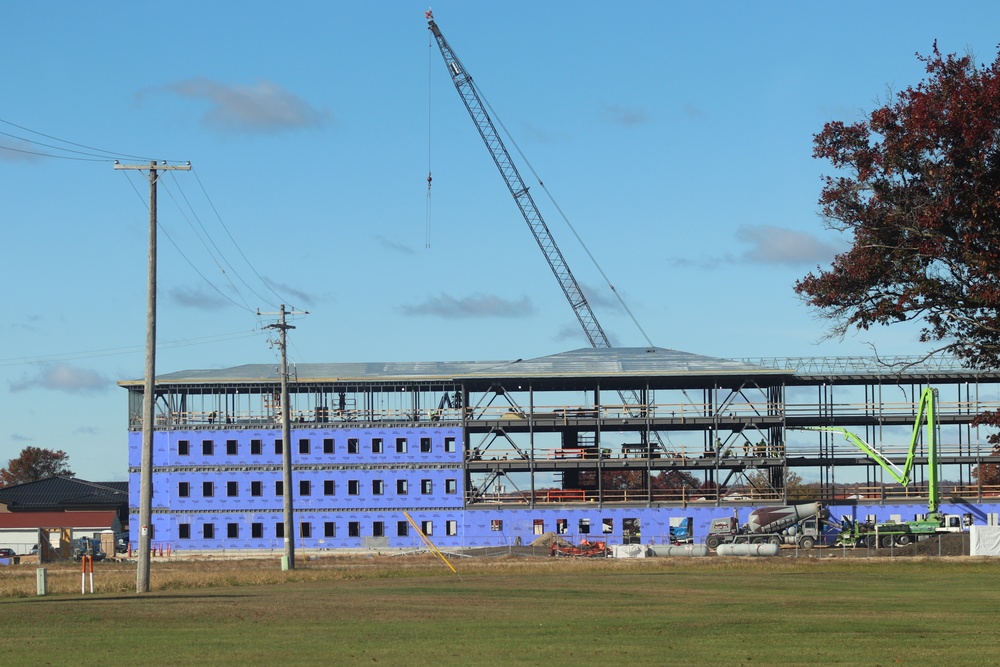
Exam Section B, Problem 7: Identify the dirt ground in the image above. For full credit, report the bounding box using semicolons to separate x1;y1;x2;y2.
457;532;972;559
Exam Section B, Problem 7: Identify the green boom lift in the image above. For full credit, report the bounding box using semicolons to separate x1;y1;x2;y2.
804;388;965;547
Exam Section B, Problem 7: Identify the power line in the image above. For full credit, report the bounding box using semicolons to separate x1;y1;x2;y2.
119;169;257;314
0;117;164;162
157;176;258;313
169;170;281;310
191;168;292;308
0;330;262;367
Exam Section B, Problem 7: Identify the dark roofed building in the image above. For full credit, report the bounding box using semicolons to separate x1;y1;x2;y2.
0;477;128;525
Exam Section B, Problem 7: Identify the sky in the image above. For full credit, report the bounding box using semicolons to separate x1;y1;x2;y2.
2;1;999;482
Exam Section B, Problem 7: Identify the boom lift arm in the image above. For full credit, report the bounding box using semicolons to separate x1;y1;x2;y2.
802;388;940;516
427;12;610;348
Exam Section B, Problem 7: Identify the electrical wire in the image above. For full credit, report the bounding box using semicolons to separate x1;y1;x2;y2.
0;330;261;367
0;117;167;162
426;28;434;249
157;176;259;314
191;168;291;309
119;169;256;313
165;171;276;310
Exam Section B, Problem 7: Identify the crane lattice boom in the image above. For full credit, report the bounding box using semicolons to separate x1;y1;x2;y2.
427;14;610;348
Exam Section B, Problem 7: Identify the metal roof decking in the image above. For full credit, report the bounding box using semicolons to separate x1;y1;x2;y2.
118;346;789;389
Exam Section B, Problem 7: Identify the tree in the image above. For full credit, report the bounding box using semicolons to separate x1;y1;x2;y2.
972;443;1000;487
651;469;701;491
744;469;805;499
601;470;647;491
795;44;1000;371
0;447;74;487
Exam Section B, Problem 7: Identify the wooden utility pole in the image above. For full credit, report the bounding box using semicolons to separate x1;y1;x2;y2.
260;305;308;569
114;160;190;593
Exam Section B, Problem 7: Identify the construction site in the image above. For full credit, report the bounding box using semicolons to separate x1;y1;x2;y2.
111;14;1000;557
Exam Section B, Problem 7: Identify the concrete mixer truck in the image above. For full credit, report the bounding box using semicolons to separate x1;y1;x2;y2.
704;502;829;550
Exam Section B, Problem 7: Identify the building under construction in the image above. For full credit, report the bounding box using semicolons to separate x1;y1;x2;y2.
120;346;1000;550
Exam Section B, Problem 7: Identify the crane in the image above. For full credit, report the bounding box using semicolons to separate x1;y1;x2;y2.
800;388;968;546
803;387;939;516
428;12;675;461
426;11;610;348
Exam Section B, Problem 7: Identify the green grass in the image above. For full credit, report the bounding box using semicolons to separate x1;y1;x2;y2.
2;556;1000;666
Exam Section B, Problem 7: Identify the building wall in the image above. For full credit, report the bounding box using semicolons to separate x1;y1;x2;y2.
130;425;465;549
130;424;1000;551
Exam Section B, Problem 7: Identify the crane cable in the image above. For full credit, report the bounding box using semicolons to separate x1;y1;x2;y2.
477;90;656;348
426;27;434;249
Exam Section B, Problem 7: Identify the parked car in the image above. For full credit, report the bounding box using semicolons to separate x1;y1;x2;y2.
0;548;16;559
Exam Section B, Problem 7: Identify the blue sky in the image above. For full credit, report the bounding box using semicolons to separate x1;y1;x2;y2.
3;1;999;482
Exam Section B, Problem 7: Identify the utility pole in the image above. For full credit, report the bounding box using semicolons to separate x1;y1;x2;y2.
114;160;191;593
260;304;308;569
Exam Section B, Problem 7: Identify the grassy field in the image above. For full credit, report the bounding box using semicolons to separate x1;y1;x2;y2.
2;555;999;666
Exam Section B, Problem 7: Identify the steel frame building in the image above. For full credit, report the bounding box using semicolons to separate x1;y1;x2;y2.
121;346;1000;551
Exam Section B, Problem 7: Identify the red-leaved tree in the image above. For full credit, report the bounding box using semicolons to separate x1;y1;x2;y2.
795;44;1000;373
0;447;74;487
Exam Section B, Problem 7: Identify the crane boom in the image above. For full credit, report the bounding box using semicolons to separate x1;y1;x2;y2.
427;14;610;348
803;388;940;516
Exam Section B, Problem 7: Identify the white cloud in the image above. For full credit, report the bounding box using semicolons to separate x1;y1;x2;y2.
735;225;845;265
9;363;112;394
160;78;330;134
399;293;535;319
